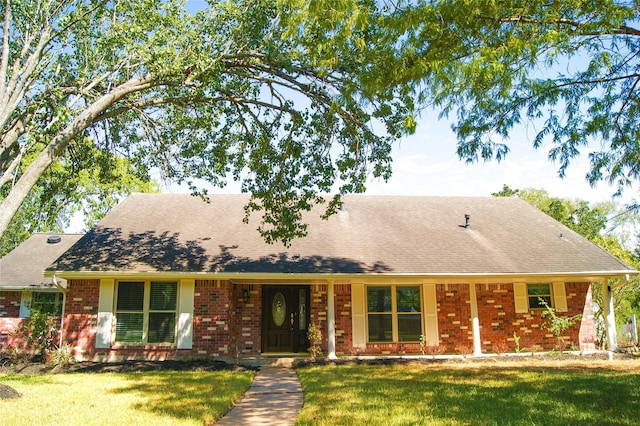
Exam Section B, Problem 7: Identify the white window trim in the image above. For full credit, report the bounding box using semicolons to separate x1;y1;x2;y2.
113;280;179;346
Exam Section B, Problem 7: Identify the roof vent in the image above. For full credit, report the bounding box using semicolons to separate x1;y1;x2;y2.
459;214;471;229
47;235;62;244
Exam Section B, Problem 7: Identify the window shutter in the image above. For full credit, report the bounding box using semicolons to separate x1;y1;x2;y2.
96;279;115;348
351;283;366;349
19;291;32;318
176;279;195;349
422;283;439;346
553;282;568;312
513;282;528;313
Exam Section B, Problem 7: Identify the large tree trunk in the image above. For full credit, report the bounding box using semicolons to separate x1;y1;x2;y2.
0;75;156;239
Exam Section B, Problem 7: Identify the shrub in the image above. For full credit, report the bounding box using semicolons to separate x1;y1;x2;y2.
307;322;323;361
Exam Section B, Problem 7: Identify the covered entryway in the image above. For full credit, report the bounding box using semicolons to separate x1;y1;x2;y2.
262;285;310;353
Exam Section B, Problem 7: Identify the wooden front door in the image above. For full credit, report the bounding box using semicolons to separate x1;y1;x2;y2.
262;286;310;353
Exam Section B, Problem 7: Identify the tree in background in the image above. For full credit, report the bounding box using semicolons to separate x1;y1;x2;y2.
493;185;640;348
0;0;416;248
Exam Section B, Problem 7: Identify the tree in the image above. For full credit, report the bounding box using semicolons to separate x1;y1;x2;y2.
390;1;640;196
0;0;416;247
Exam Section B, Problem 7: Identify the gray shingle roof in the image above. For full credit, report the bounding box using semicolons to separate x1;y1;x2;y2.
48;194;634;277
1;233;83;289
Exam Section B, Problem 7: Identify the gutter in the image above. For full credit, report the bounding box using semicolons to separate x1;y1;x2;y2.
45;269;637;283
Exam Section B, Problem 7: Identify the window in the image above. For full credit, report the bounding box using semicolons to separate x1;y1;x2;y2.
31;292;63;316
367;285;422;342
527;283;552;309
115;281;177;344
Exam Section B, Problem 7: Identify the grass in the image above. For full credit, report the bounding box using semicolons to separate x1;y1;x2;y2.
0;369;253;426
295;359;640;425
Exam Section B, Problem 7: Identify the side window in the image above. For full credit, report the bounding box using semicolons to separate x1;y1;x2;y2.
31;292;62;316
527;283;552;309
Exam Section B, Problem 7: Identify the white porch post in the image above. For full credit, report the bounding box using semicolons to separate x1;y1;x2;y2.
469;283;482;356
327;280;337;359
603;283;618;352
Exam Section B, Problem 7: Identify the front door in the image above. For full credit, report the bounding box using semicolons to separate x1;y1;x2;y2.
262;286;310;353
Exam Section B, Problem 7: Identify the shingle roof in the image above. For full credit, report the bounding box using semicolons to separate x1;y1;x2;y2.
1;233;83;289
48;194;635;277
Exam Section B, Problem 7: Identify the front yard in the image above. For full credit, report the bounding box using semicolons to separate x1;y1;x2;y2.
0;365;254;425
2;356;639;425
295;357;640;425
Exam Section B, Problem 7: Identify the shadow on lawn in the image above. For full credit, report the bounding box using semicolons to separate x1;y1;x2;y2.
297;364;640;425
110;370;254;423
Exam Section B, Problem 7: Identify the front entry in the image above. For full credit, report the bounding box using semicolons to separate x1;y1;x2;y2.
262;285;310;353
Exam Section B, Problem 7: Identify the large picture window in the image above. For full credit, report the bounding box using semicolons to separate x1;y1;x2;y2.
115;281;177;344
367;285;422;343
527;283;552;309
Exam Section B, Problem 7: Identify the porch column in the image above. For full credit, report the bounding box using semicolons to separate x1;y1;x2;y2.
603;283;618;351
327;280;337;359
469;283;482;356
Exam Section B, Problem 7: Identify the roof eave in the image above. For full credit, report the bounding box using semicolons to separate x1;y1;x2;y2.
45;269;637;283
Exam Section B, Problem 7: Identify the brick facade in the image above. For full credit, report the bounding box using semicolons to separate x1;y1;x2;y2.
0;291;24;350
54;278;596;361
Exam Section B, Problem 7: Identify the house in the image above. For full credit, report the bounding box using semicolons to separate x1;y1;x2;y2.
0;233;83;350
44;194;634;362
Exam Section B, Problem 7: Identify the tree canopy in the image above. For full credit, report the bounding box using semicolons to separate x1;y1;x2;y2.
0;0;415;247
3;0;640;249
390;1;640;195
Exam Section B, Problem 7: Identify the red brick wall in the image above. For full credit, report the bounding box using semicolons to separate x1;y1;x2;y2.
60;279;597;360
0;291;23;349
62;279;100;359
476;282;593;353
437;283;473;354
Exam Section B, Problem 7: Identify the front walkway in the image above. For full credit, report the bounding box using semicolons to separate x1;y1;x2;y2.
215;366;303;425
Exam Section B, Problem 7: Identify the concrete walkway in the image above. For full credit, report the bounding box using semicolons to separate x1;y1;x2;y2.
215;366;304;425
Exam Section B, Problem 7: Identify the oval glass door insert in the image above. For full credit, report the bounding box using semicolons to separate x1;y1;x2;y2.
272;292;286;326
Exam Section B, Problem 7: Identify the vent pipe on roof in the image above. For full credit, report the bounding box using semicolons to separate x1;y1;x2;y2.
464;214;470;228
47;235;61;244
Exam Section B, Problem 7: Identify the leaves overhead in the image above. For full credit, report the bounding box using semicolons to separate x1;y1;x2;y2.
389;1;640;195
0;0;416;247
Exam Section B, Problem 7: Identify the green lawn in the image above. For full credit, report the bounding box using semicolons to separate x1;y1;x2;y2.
0;369;253;426
295;360;640;425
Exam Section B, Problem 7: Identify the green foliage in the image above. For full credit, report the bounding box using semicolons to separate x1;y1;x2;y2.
539;298;582;351
11;305;59;359
47;343;75;367
0;0;417;247
512;332;521;354
307;321;323;361
388;1;640;195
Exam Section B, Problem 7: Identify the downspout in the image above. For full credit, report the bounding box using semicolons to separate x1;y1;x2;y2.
51;274;68;348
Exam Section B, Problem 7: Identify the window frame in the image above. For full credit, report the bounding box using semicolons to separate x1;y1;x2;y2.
527;283;553;310
366;284;423;343
114;280;178;345
31;292;63;316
